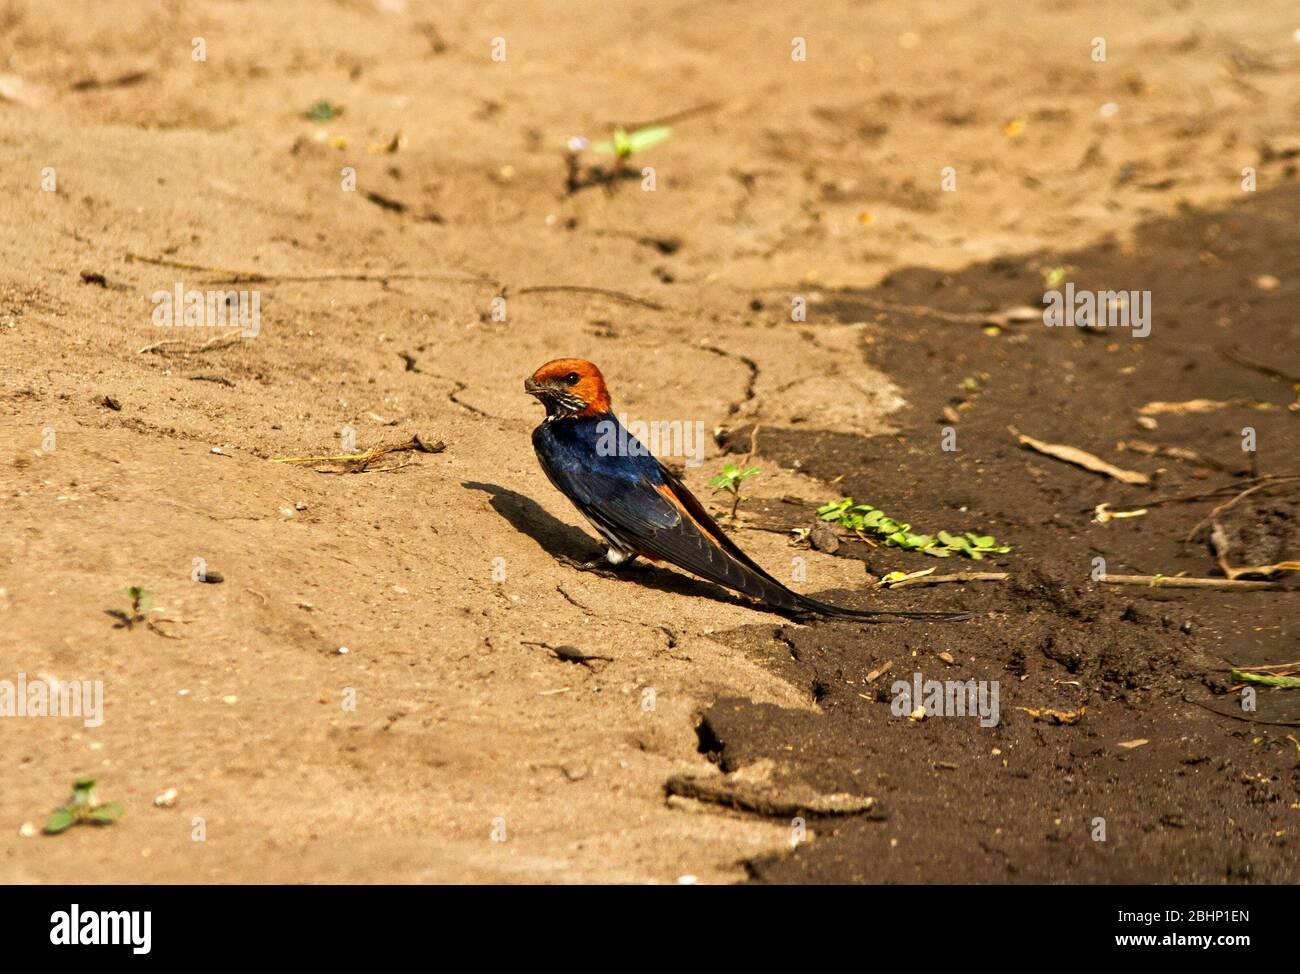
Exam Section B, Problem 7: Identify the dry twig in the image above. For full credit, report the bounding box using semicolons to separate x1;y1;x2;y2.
1010;426;1150;485
882;572;1009;589
126;251;495;286
1100;573;1283;591
271;434;445;474
1185;476;1300;542
665;773;878;817
138;332;245;355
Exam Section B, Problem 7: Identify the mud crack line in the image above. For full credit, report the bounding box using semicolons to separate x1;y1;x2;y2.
699;344;758;416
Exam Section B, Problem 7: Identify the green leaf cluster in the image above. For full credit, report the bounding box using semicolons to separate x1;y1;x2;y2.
816;498;1011;560
708;464;760;494
44;777;124;835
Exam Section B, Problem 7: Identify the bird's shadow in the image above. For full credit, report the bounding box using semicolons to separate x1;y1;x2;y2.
462;481;769;613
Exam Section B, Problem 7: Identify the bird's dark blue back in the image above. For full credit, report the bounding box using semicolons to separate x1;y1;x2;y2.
532;412;665;483
532;412;681;534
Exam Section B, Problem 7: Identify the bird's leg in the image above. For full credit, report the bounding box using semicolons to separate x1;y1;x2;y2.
555;552;611;572
555;546;639;577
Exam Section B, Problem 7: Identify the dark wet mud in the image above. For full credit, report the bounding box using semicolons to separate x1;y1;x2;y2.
707;185;1299;883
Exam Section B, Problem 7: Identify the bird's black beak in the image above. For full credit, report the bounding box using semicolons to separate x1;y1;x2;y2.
524;376;544;398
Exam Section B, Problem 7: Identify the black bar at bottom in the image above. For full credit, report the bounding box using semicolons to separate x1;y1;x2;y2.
0;883;1290;960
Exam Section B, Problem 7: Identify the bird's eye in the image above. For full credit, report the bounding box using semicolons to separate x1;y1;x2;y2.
564;372;580;385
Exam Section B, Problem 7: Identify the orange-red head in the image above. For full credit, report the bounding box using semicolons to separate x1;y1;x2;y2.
524;358;612;419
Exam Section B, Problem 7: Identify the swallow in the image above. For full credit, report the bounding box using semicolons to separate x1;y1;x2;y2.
526;358;970;622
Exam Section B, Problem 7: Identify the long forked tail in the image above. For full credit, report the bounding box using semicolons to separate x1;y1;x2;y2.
725;553;974;622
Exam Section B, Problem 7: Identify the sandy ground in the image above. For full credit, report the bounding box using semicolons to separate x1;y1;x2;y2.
1;0;1297;883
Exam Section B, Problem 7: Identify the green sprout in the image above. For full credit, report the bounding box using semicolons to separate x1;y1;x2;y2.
590;125;672;160
305;100;342;122
43;777;123;835
709;464;761;521
124;585;152;625
816;498;1012;560
565;125;672;193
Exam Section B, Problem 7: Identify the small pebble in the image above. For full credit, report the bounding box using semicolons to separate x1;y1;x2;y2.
154;788;178;808
808;520;841;554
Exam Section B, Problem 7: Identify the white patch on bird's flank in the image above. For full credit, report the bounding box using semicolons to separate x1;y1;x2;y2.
575;510;637;562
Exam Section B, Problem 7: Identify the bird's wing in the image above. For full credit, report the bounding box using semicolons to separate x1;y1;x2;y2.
538;441;971;621
542;453;803;608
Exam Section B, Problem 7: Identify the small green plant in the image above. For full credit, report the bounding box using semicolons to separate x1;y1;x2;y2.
43;777;123;834
590;125;672;161
305;100;342;122
564;125;672;194
817;498;1012;560
709;464;761;520
110;584;181;637
124;585;152;625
